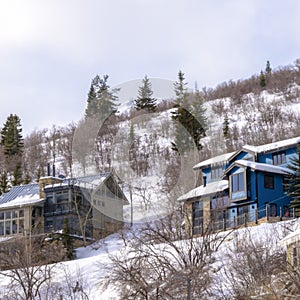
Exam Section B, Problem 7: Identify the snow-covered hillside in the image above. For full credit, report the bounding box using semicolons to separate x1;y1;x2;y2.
0;219;297;299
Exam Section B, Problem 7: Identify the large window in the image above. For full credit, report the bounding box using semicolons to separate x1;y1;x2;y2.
272;151;286;165
231;173;245;193
192;201;203;235
0;209;24;236
264;175;274;189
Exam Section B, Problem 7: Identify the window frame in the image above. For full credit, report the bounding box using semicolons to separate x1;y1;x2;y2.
272;151;286;166
264;174;274;189
231;172;245;193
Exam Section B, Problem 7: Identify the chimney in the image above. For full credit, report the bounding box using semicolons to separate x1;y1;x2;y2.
52;164;56;177
203;176;207;187
47;163;51;176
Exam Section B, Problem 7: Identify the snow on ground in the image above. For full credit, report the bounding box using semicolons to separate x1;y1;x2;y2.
60;219;300;298
1;218;297;299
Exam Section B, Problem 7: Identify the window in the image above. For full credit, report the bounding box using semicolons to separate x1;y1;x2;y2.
264;175;274;189
231;173;245;193
192;201;203;235
0;209;25;236
211;164;223;179
272;151;286;165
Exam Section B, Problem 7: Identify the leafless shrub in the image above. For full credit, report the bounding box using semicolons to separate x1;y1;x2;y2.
109;209;231;299
217;228;286;299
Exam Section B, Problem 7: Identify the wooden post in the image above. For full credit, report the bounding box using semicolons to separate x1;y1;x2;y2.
266;204;269;221
280;207;282;221
244;213;247;227
255;208;258;224
293;207;296;218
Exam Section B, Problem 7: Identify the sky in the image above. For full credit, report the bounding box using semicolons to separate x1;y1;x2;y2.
1;0;300;135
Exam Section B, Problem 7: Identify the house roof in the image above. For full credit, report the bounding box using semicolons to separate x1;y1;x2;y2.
0;172;127;210
44;173;110;190
243;136;300;154
193;152;236;170
177;180;228;202
223;159;292;177
0;183;42;209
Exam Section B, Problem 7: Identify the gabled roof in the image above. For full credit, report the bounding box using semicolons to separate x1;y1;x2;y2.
243;136;300;154
222;159;292;178
177;180;228;202
193;151;236;170
226;136;300;164
0;183;42;209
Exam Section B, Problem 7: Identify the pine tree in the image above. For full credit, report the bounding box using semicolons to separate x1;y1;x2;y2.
265;60;272;75
134;76;157;112
85;75;99;118
223;113;230;139
85;74;119;119
96;75;119;117
0;171;9;195
285;148;300;210
1;114;24;157
1;114;24;186
171;71;206;153
259;71;266;88
62;217;75;260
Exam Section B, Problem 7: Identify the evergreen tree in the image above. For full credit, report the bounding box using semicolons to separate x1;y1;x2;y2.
265;60;272;75
96;75;119;117
1;114;24;157
285;148;300;210
62;217;75;260
0;171;9;195
12;163;22;186
191;84;207;134
223;113;230;139
1;114;24;186
85;74;119;119
171;71;206;153
85;75;100;118
134;76;157;112
259;70;266;88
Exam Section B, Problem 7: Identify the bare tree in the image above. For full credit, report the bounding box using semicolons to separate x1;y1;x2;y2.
0;236;60;300
58;123;76;177
109;208;231;299
216;227;286;299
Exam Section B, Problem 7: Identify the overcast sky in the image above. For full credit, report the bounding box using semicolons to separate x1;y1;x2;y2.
1;0;300;135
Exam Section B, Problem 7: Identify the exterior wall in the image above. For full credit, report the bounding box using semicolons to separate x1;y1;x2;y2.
257;146;297;166
257;172;291;217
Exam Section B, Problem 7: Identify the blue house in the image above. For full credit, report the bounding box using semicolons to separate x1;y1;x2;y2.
178;151;235;234
178;137;300;235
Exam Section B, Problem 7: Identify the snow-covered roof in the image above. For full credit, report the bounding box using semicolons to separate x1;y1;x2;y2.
193;152;236;170
243;136;300;154
0;183;42;209
44;173;110;190
177;180;228;202
231;159;292;175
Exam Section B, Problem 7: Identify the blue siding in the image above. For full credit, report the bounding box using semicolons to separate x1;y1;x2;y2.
257;147;297;167
257;173;290;216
